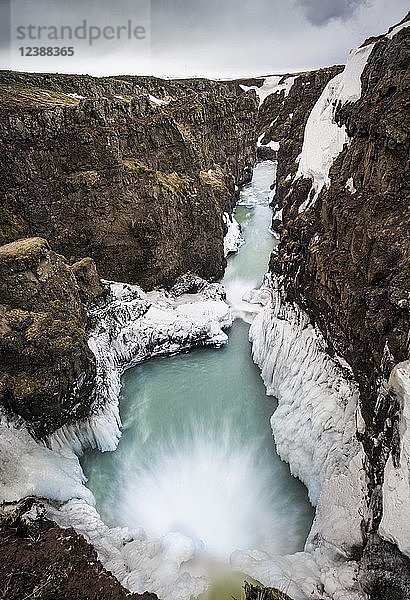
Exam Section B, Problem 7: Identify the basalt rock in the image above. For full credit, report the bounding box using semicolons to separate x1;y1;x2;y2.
0;237;103;437
0;72;257;289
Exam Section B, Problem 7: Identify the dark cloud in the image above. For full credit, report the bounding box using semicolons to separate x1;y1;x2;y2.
295;0;366;26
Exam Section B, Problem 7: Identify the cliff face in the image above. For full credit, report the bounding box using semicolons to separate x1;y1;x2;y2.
0;237;102;437
0;72;257;289
256;67;343;207
263;17;409;597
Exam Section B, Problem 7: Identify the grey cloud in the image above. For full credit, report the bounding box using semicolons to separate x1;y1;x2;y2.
295;0;366;25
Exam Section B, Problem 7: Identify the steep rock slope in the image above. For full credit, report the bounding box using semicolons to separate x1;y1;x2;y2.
258;16;409;598
0;72;257;288
254;67;343;208
0;237;103;437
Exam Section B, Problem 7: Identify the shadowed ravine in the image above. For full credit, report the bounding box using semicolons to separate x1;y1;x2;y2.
81;162;314;592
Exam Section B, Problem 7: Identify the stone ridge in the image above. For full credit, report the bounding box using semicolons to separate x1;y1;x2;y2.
0;71;258;289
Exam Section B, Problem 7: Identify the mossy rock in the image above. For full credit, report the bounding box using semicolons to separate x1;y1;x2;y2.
122;158;151;175
156;170;190;195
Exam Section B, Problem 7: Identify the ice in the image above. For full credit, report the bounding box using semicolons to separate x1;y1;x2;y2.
46;499;208;600
379;360;410;557
238;274;368;599
223;212;244;256
0;417;93;505
240;75;297;107
249;275;359;503
296;43;374;211
48;279;232;457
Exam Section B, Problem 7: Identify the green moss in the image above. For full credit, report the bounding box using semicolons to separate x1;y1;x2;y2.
156;171;190;195
122;158;150;175
0;84;80;108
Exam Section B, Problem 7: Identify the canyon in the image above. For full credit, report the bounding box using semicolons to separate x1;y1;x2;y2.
0;13;409;600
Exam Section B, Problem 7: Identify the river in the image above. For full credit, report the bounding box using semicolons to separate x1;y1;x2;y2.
81;161;313;596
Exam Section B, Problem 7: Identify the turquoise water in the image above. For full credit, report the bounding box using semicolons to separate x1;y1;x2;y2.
82;162;313;572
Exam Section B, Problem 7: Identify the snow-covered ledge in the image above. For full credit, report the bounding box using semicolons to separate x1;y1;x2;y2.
47;276;232;457
223;212;244;256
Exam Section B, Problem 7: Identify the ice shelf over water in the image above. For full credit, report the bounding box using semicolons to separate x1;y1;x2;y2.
235;275;368;600
48;277;232;457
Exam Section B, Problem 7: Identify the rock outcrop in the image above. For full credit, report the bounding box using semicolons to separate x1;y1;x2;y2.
0;237;103;437
0;500;157;600
0;72;257;288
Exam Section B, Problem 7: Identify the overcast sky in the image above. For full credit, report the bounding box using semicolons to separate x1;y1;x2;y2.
0;0;408;77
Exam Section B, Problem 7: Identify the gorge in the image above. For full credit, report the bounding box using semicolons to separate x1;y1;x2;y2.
0;12;409;600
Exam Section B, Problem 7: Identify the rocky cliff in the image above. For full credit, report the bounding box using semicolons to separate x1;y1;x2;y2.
0;71;257;288
0;237;103;437
0;71;258;437
259;16;409;599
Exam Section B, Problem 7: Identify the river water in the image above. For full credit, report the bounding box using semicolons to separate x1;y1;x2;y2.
81;161;313;593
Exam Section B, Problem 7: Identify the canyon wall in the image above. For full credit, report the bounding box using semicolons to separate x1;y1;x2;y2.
0;72;257;437
252;15;409;599
0;71;257;288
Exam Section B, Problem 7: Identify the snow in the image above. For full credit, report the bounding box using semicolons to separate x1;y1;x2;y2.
48;278;232;456
345;177;356;194
223;212;244;256
387;20;410;39
296;43;374;212
240;75;297;107
379;360;410;557
66;92;85;99
257;133;280;151
148;94;169;106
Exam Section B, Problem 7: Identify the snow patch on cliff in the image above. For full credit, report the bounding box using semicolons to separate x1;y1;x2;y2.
240;75;297;107
296;43;374;212
257;133;280;151
48;279;232;457
387;20;410;39
379;360;410;557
